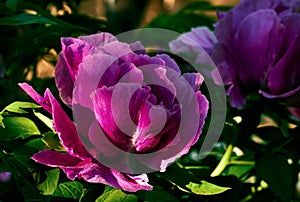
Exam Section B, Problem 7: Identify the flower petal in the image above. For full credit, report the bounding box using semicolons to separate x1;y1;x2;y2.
19;83;90;159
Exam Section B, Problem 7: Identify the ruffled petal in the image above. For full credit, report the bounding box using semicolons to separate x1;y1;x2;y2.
19;83;90;159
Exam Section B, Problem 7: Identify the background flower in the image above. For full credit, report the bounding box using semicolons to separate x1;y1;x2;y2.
212;0;300;108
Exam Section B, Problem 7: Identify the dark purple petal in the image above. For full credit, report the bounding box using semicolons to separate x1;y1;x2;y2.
211;43;235;85
234;9;284;89
268;14;300;95
227;84;247;108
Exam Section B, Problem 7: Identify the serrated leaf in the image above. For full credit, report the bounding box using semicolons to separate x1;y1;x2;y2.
0;117;40;141
256;153;293;202
186;180;231;195
1;101;41;114
42;132;64;151
53;181;85;199
96;188;138;202
0;13;58;25
37;169;60;195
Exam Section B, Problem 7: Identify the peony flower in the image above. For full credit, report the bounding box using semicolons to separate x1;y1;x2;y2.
172;0;300;111
212;0;300;108
20;32;209;190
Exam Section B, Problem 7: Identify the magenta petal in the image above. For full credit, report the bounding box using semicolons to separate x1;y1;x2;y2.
61;37;95;82
19;83;90;159
43;89;90;159
77;161;152;192
55;53;74;105
18;83;52;113
91;84;137;151
32;150;82;167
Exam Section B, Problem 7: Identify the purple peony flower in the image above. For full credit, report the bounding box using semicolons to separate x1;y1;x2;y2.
20;32;209;190
213;0;300;108
172;0;300;111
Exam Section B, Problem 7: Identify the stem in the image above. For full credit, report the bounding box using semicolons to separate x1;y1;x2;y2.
229;160;255;165
210;144;233;177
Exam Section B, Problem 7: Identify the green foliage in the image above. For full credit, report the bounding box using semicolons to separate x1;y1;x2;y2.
53;181;85;199
147;1;231;33
95;187;138;202
256;153;293;202
186;181;231;195
1;101;41;114
0;116;40;140
37;168;60;195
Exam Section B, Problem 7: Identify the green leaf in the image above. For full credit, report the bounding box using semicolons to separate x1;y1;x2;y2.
0;13;58;26
12;138;45;171
1;101;41;114
34;111;53;130
225;164;254;181
53;181;85;199
5;0;18;10
37;169;60;195
186;181;231;195
137;186;179;202
0;114;4;128
0;117;40;141
96;188;138;202
256;153;293;202
161;166;201;188
42;132;65;151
